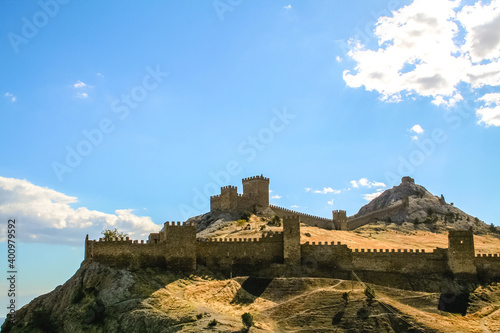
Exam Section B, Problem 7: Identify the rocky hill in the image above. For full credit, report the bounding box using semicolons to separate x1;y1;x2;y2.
3;260;500;333
353;176;492;233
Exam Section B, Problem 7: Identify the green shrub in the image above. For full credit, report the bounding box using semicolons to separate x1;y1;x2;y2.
240;211;252;221
101;228;127;241
32;309;56;332
196;313;203;319
208;319;218;327
364;286;376;303
241;312;254;330
236;219;247;226
260;225;266;230
342;292;349;305
268;215;282;227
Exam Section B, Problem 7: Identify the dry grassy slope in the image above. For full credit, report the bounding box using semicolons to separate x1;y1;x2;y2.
92;269;500;333
202;216;500;254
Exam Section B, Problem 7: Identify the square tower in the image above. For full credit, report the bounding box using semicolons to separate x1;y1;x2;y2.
283;216;301;266
242;175;270;210
448;229;476;275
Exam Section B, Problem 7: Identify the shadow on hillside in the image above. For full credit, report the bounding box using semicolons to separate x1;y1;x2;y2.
231;277;273;305
438;292;470;316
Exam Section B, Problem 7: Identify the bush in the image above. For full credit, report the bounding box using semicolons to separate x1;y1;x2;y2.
364;286;376;303
240;211;252;221
208;319;218;327
196;313;203;319
260;225;266;230
268;215;282;227
342;292;349;305
241;312;254;330
101;228;128;241
236;219;247;227
32;309;57;332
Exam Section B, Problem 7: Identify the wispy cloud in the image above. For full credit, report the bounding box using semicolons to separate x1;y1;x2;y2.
271;194;282;199
4;92;16;102
76;92;88;98
305;188;312;192
363;189;384;201
477;93;500;127
350;178;386;189
283;4;292;10
315;187;341;194
0;176;160;245
410;124;424;140
96;73;104;78
73;80;87;89
291;204;299;208
327;199;334;205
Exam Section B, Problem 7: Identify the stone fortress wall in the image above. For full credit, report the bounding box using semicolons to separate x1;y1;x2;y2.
84;175;500;289
85;217;500;288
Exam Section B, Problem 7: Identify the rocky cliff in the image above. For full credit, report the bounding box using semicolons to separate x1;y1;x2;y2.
354;177;491;233
3;260;500;333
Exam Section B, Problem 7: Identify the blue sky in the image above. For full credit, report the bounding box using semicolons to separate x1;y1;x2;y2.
1;0;499;316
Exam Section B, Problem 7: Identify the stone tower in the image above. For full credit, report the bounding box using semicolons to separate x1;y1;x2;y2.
448;229;476;275
161;222;197;271
332;210;347;230
242;175;270;210
219;185;238;212
283;216;301;266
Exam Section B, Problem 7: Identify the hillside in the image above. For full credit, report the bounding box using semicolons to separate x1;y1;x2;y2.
3;261;500;333
188;214;500;254
353;176;492;233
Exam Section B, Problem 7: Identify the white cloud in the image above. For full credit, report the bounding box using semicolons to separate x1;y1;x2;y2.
283;4;292;10
0;176;160;245
358;178;370;187
364;189;384;201
96;73;104;77
73;80;87;89
4;92;16;102
336;56;342;62
291;205;299;208
269;189;273;193
477;93;500;127
305;188;312;192
76;92;88;98
327;199;334;205
410;124;424;134
343;0;500;126
313;187;341;194
350;178;386;188
271;194;282;199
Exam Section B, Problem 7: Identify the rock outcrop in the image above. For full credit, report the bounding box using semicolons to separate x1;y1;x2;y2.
354;176;490;233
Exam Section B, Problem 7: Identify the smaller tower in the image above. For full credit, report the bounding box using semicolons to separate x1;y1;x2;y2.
447;229;476;275
332;210;347;230
220;185;238;212
161;222;197;271
283;216;301;267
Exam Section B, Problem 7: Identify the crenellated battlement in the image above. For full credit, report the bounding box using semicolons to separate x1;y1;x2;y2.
84;175;500;284
164;221;191;227
221;185;237;191
242;174;269;182
476;253;500;258
271;205;332;222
